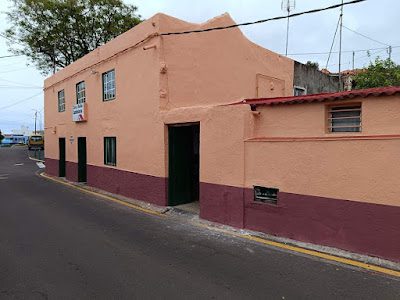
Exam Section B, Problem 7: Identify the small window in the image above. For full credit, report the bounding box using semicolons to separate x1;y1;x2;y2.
294;86;306;96
102;70;116;101
254;186;278;205
76;81;86;104
328;104;361;133
104;137;116;166
58;89;65;112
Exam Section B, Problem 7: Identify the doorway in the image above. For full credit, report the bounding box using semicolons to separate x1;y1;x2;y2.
77;137;87;182
168;123;199;206
59;138;66;177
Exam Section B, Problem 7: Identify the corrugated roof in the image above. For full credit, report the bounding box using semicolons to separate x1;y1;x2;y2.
237;86;400;107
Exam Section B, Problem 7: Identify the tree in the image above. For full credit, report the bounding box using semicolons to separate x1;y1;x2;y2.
4;0;142;75
353;58;400;89
0;131;4;144
305;61;319;70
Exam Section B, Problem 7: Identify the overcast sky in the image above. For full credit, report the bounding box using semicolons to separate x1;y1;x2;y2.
0;0;399;132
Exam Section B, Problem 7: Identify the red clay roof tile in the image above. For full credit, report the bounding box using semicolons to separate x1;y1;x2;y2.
236;86;400;107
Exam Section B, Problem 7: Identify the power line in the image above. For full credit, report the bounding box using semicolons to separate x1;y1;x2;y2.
287;45;400;56
0;91;43;110
0;86;43;89
0;67;30;74
160;0;366;36
342;25;389;46
0;77;42;88
326;15;341;69
0;54;23;59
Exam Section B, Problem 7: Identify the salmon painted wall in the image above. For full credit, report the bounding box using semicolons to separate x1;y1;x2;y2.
245;95;400;207
44;14;165;178
158;13;293;109
45;12;293;179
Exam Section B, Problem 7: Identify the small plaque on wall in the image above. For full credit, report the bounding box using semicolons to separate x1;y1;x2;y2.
254;186;278;205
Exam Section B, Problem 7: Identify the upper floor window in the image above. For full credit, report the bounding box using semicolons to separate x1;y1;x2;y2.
328;104;361;133
102;69;116;101
76;81;86;104
58;89;65;112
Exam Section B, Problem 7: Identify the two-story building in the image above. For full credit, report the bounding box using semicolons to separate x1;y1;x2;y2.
44;13;400;263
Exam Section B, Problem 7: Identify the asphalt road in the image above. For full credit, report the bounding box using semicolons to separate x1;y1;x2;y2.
0;147;399;299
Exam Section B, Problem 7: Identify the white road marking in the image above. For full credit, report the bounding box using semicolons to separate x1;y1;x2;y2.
36;162;45;169
14;163;24;166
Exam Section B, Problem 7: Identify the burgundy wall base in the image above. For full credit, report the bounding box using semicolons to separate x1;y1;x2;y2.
243;191;400;263
87;164;167;206
66;161;78;182
200;182;244;228
44;158;58;177
43;158;400;262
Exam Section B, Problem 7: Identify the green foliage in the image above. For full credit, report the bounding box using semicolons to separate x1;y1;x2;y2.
305;61;319;70
353;58;400;89
4;0;142;75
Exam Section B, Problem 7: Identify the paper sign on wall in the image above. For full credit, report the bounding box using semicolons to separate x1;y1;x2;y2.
72;103;87;122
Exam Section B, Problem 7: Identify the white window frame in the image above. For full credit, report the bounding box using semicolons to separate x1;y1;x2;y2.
102;70;116;101
58;89;65;112
293;86;307;96
76;81;86;104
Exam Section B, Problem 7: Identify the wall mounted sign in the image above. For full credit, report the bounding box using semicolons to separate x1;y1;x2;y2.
72;103;87;122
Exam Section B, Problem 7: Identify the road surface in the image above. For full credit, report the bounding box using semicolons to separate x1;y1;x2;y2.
0;147;399;299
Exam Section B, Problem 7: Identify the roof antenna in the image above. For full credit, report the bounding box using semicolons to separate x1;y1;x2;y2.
281;0;296;56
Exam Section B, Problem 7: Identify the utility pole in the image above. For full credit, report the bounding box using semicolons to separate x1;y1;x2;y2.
282;0;296;56
352;51;355;70
338;0;344;91
34;111;37;134
388;45;392;60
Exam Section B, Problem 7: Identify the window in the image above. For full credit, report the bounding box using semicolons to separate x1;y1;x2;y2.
58;90;65;112
254;186;278;205
104;137;116;166
76;81;86;104
294;86;307;96
328;104;361;133
102;70;116;101
30;136;43;142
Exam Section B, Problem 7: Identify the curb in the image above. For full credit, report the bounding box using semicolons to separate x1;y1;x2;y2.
29;156;45;163
38;171;400;278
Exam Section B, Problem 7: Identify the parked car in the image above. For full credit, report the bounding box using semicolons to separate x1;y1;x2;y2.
28;135;44;150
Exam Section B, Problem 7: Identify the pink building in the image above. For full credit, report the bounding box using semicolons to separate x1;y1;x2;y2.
44;13;400;263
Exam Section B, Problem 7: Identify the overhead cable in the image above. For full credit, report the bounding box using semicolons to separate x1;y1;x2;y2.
160;0;366;36
342;25;390;46
326;15;341;69
0;54;23;59
287;45;400;56
0;91;43;110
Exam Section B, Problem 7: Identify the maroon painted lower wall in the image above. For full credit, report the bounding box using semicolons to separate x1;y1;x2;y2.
200;182;244;228
44;158;399;262
66;161;78;182
243;190;400;263
87;164;167;206
45;158;58;177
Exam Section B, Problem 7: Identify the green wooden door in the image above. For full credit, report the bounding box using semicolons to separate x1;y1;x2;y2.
168;124;199;206
77;137;87;182
59;138;66;177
